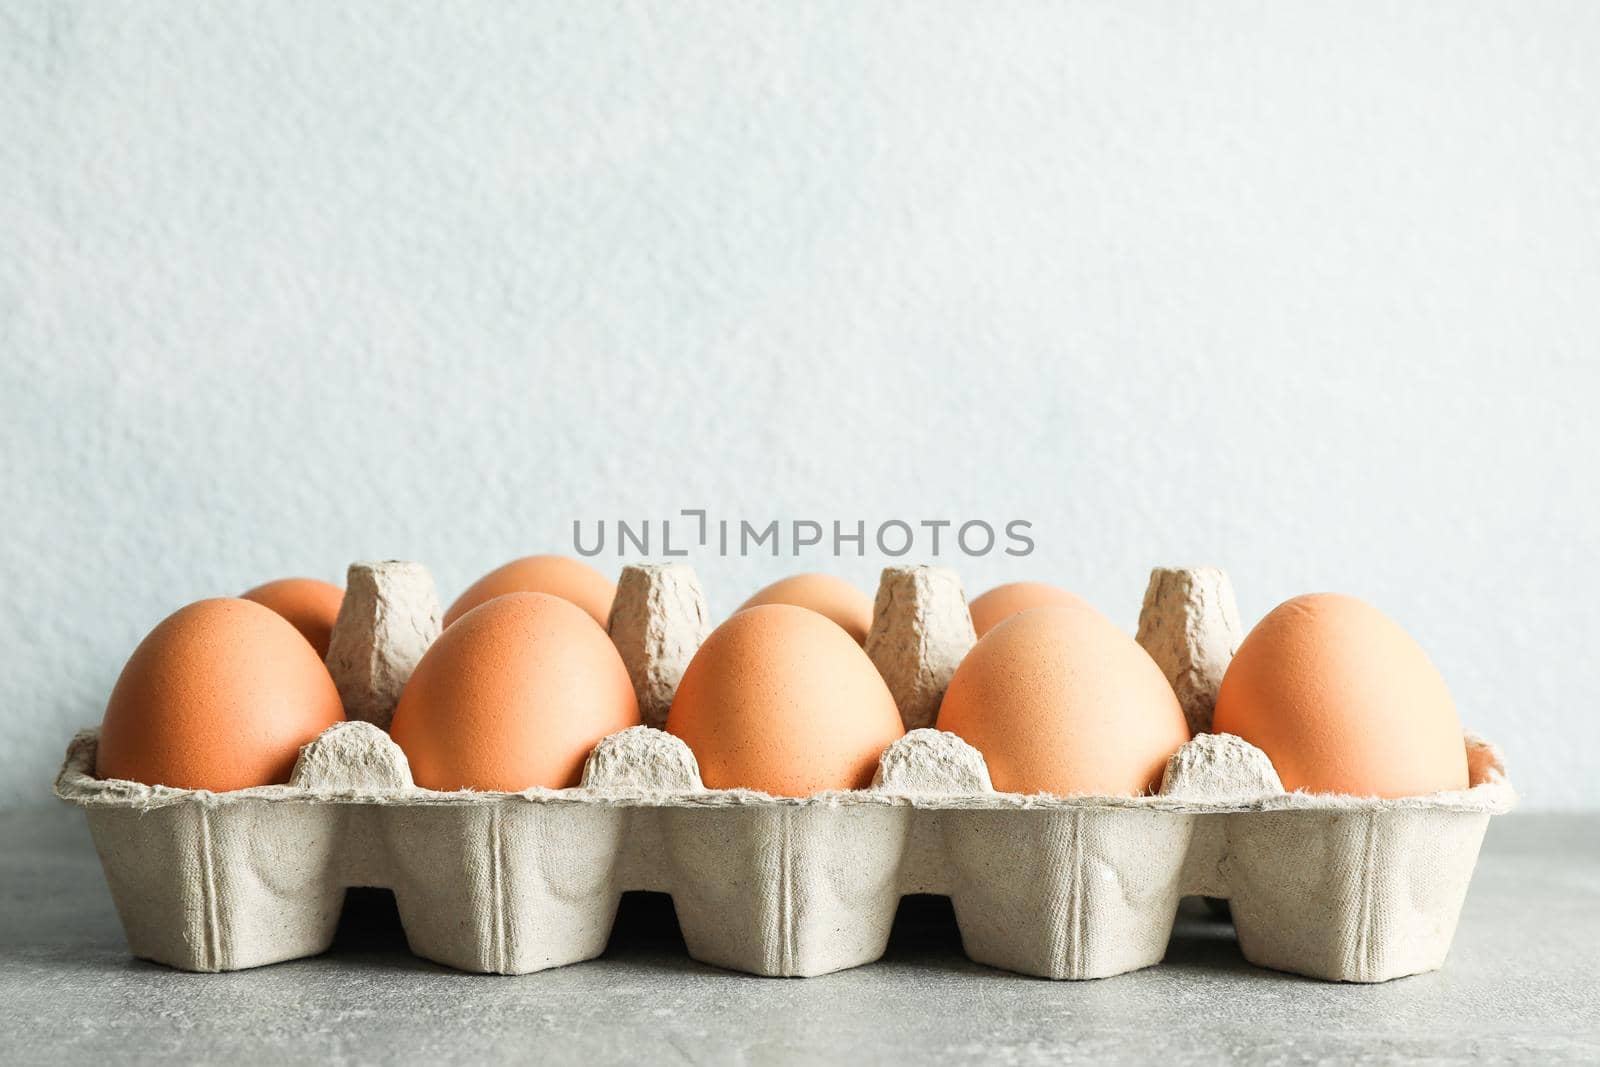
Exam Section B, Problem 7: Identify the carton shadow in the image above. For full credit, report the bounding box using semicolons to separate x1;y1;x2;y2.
324;887;445;973
312;891;1269;979
1160;896;1266;976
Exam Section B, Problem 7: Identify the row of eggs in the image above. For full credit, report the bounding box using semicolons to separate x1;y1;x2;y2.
94;557;1470;800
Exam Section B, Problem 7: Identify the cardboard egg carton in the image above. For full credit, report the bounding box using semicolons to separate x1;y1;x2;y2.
55;562;1516;983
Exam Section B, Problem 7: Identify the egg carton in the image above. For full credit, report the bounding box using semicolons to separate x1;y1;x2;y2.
54;562;1516;983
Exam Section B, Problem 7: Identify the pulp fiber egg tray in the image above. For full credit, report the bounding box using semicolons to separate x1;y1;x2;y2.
54;563;1516;983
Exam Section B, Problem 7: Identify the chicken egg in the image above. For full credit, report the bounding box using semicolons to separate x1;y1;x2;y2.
968;581;1090;638
444;555;615;629
241;577;344;659
666;604;904;796
1212;593;1468;798
391;592;640;790
937;603;1189;795
737;573;873;645
96;598;344;790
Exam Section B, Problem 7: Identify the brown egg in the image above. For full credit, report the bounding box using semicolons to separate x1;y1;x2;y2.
240;577;343;658
97;598;344;790
1212;593;1468;798
737;573;874;645
666;604;904;796
968;581;1091;638
937;603;1189;795
391;592;640;790
444;555;615;629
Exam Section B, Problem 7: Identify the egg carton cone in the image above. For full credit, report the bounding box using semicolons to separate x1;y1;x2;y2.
55;562;1515;983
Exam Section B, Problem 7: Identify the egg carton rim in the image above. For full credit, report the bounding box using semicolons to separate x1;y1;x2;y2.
54;727;1518;816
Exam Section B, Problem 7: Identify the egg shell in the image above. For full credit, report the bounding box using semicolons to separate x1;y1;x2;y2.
968;581;1092;638
96;598;344;790
666;604;904;796
241;577;344;659
937;603;1190;795
1212;593;1469;798
391;592;640;791
737;573;873;645
444;555;615;629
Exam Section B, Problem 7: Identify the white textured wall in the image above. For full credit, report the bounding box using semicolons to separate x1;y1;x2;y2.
3;2;1596;807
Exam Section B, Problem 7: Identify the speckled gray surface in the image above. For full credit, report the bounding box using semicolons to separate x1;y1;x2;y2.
3;809;1596;1065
